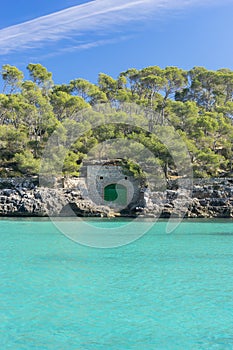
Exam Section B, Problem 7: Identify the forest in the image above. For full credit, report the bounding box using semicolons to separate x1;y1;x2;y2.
0;63;233;178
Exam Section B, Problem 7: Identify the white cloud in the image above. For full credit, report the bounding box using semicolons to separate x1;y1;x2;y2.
0;0;224;55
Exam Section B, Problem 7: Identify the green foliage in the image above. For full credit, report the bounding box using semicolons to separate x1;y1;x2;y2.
0;63;233;178
1;65;24;94
0;125;28;159
50;91;89;121
63;151;82;176
14;150;40;175
27;63;53;93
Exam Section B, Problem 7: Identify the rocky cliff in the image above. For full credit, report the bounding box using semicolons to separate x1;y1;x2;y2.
0;177;114;217
142;178;233;218
0;177;233;218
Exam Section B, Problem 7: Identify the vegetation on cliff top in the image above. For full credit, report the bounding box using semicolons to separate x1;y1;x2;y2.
0;63;233;178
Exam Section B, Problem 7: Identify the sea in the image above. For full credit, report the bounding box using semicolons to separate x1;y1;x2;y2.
1;218;233;349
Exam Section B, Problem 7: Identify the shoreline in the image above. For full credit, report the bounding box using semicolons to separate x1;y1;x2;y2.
1;176;233;218
1;216;233;222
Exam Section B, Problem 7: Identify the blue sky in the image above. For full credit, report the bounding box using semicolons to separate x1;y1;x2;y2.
0;0;233;85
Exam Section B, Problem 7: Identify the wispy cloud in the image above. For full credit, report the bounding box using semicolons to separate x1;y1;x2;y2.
0;0;225;55
37;35;133;60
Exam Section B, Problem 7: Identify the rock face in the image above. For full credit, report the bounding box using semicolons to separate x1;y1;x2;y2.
141;178;233;218
0;177;233;218
0;177;114;217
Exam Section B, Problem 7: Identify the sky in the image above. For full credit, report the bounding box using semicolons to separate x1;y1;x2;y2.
0;0;233;85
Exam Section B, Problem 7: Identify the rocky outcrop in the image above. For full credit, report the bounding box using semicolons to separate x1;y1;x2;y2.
0;177;233;218
0;178;114;217
140;178;233;218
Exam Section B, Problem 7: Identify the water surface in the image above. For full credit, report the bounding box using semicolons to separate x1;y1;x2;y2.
1;218;233;349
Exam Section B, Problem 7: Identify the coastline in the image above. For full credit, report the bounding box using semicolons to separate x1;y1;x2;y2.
1;177;233;218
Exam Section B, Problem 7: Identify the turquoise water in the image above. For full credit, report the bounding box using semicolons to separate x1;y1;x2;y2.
1;219;233;349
